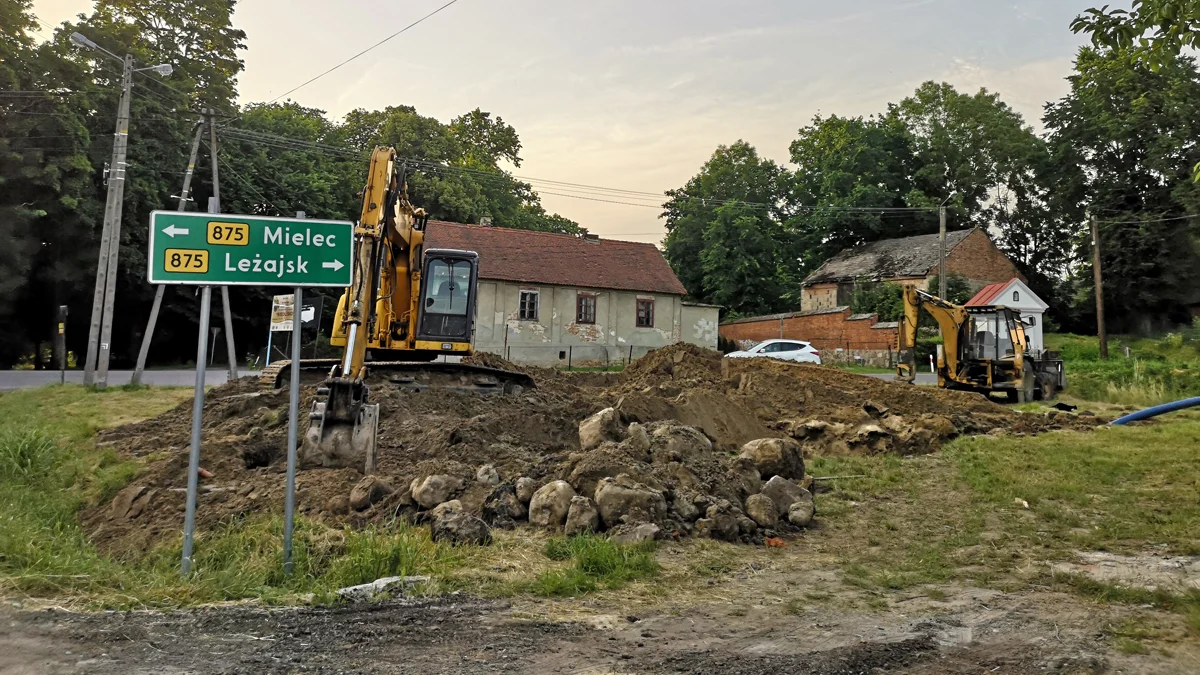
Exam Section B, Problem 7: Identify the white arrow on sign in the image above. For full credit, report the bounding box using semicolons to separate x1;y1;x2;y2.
162;224;189;238
322;260;345;271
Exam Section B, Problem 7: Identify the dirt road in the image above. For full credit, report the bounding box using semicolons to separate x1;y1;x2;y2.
0;586;1162;675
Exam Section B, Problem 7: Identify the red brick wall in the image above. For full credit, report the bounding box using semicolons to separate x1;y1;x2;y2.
944;229;1026;286
719;307;897;353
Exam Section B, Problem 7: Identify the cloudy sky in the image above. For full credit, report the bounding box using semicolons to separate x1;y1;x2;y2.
32;0;1102;242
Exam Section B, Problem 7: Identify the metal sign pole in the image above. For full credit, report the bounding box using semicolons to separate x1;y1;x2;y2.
283;286;302;574
181;285;212;575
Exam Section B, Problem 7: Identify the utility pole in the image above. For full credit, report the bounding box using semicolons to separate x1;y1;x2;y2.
208;109;240;381
938;206;947;299
132;120;205;386
1091;214;1108;360
83;53;134;388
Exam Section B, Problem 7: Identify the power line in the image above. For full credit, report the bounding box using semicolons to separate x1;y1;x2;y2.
266;0;460;104
1096;213;1200;225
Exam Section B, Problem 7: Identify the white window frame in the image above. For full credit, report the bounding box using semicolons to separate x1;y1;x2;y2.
518;290;539;321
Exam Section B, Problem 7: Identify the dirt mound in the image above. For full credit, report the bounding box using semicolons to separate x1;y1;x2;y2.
84;344;1099;553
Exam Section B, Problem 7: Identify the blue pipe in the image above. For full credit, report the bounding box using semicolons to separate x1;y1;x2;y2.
1110;396;1200;426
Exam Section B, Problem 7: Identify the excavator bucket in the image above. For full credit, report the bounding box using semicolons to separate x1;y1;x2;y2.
299;378;379;472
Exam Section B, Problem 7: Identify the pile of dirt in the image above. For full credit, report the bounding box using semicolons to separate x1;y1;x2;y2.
85;344;1101;553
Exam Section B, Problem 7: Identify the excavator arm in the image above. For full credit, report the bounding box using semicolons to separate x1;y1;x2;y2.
896;286;968;386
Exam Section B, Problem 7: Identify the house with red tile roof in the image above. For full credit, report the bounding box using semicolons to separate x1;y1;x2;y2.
424;221;719;365
965;277;1048;354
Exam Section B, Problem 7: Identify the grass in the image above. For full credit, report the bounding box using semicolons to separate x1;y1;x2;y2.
528;535;658;597
1047;332;1200;405
834;364;896;375
0;385;460;608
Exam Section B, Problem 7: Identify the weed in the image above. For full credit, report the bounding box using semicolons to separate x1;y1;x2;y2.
1116;638;1149;655
783;598;804;615
0;429;59;480
531;535;658;597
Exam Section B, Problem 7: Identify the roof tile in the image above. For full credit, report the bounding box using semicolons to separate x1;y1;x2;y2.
803;229;976;285
424;221;687;296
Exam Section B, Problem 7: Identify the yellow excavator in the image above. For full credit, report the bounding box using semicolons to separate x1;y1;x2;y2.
896;286;1064;403
262;147;532;472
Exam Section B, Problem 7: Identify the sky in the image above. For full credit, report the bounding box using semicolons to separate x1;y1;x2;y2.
31;0;1102;243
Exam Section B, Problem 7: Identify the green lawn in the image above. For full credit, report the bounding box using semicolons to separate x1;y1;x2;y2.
1047;332;1200;405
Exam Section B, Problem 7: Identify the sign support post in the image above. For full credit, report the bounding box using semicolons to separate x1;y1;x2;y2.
181;285;212;575
283;286;302;573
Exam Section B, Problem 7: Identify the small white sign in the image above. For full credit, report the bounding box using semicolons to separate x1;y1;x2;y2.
270;294;295;332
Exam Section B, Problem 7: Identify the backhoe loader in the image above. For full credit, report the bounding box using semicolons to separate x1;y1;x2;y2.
896;286;1064;402
261;147;533;472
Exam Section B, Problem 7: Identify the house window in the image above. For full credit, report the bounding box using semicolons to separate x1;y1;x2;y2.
1027;316;1036;326
518;290;538;321
636;299;654;328
576;293;596;324
1012;291;1020;302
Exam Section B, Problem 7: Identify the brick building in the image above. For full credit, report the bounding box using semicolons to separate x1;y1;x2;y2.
800;227;1024;311
719;307;899;366
425;222;720;366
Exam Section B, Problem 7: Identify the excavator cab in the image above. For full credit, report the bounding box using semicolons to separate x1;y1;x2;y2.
416;249;478;346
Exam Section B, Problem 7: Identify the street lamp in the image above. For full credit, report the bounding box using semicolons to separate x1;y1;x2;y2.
70;31;173;389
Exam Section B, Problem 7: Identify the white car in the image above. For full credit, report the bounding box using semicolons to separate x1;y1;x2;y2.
726;339;822;364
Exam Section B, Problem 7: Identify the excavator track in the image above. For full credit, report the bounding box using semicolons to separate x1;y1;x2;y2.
260;358;535;395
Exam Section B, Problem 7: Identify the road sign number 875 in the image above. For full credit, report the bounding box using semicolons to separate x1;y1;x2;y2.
164;248;209;273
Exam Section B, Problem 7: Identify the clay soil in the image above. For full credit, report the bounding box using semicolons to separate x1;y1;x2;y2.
84;344;1099;554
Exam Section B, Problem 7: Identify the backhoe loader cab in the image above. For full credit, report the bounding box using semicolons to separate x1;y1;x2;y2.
416;249;478;347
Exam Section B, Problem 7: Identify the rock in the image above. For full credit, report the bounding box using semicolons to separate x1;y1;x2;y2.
564;496;600;536
482;484;526;526
726;456;763;499
647;422;712;462
109;485;147;520
412;474;464;509
744;493;778;528
594;474;668;528
787;493;816;527
863;400;890;417
349;475;394;511
325;494;350;515
761;475;810;516
579;407;622;451
671;491;701;522
625;423;651;454
335;575;431;602
609;522;660;545
429;500;492;545
697;500;741;542
475;464;500;487
739;438;805;479
528;480;577;529
515;476;537;504
737;516;758;536
791;419;830;439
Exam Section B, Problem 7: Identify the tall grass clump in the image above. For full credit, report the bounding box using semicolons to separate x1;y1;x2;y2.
1067;359;1199;405
532;535;658;596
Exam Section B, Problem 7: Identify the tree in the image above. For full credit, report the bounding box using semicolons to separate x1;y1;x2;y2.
926;273;973;306
1043;48;1200;332
663;141;796;315
1072;1;1200;70
849;281;904;321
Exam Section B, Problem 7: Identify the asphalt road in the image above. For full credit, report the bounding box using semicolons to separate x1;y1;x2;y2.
0;369;260;391
868;371;938;385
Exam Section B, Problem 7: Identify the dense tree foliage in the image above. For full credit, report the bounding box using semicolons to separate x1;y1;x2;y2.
0;0;577;368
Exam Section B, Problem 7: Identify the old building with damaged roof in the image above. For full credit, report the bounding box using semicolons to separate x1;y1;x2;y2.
799;227;1024;312
425;221;719;366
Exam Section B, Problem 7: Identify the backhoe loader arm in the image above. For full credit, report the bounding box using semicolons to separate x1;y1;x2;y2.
896;286;968;385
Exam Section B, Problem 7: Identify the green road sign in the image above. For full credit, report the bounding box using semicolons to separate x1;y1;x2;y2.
148;211;353;287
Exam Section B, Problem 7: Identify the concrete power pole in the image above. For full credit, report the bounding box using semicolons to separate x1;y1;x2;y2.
1091;214;1109;360
83;53;134;388
938;206;948;299
207;109;240;380
131;121;205;386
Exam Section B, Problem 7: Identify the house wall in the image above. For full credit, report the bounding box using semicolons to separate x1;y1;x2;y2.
943;229;1025;291
473;280;718;366
719;307;899;367
801;283;840;312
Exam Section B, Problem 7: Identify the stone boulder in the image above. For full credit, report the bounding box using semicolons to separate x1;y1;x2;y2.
528;480;576;529
481;484;526;527
349;475;394;511
647;421;712;463
739;438;805;479
695;500;741;542
475;464;500;487
564;496;600;536
625;423;651;454
744;493;778;528
429;500;492;545
515;477;537;504
608;522;660;545
788;496;815;527
761;475;810;516
579;407;622;451
594;474;668;528
411;474;464;509
726;457;763;499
